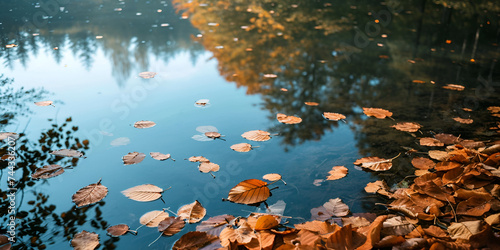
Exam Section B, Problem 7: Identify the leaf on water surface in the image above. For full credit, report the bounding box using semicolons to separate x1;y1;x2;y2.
122;152;146;165
220;220;256;246
150;152;173;161
172;231;217;250
106;224;130;237
138;72;157;79
227;179;270;204
263;73;277;78
313;179;325;186
428;150;449;161
255;200;287;216
31;165;64;179
192;134;214;141
196;214;236;236
280;88;288;92
110;137;130;146
241;130;271;142
453;117;473;124
158;217;185;236
121;184;164;202
262;173;282;181
140;210;170;227
323;198;350;217
254;215;279;230
71;230;99;250
381;216;415;236
487;106;500;113
72;179;108;207
196;125;218;133
204;131;221;139
198;162;220;174
194;99;210;107
420;137;445;147
230;143;253;152
442;84;465;91
0;132;19;140
326;166;348;180
133;120;156;129
188;156;210;163
391;122;422;132
362;107;393;119
51;149;85;158
323;112;346;121
34;100;54;107
177;200;207;223
364;180;392;198
354;154;399;171
411;157;435;170
305;102;319;106
276;113;302;124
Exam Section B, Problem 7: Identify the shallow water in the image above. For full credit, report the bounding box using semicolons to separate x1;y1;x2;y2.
1;0;499;249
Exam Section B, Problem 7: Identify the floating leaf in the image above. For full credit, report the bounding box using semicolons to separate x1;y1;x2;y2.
305;102;319;106
138;72;157;79
263;73;277;78
354;154;399;171
150;152;173;161
51;149;85;158
254;215;279;230
364;180;392;198
362;107;393;119
262;173;282;181
442;84;465;91
0;132;19;140
140;210;170;227
158;217;185;236
323;198;350;217
326;166;348;180
391;122;422;132
106;224;130;237
173;231;217;250
227;179;270;204
122;152;146;165
428;150;449;161
194;99;210;107
411;157;435;170
133;120;156;129
196;214;236;236
121;184;164;202
487;106;500;113
110;137;130;146
230;143;253;152
434;133;460;144
34;100;54;107
188;156;210;163
198;162;220;177
177;200;207;223
72;179;108;207
204;131;221;139
220;221;256;246
193;126;220;141
241;130;271;142
31;165;64;179
420;138;445;147
276;113;302;124
323;112;346;121
280;88;288;92
71;230;99;250
453;117;473;124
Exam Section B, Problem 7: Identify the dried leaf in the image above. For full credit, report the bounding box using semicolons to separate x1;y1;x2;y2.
456;197;491;216
172;231;217;249
487;106;500;113
188;156;210;163
304;102;319;106
262;173;282;181
453;117;473;124
31;165;64;179
242;130;271;142
442;84;465;91
276;113;302;124
138;72;157;79
310;206;334;221
71;231;99;250
435;161;462;171
381;216;415;236
411;157;435;170
122;152;146;165
34;100;54;107
196;214;235;236
326;166;348;180
354;156;395;171
323;112;346;121
0;132;19;140
51;149;85;158
158;217;185;236
420;138;445;147
428;150;449;161
391;122;422;132
325;224;353;249
230;143;253;152
342;217;371;228
140;210;170;227
134;120;156;128
434;133;460;144
364;180;392;198
448;221;483;240
198;162;220;174
280;88;288;92
177;200;206;223
106;224;129;237
254;215;279;230
72;179;108;207
227;179;270;204
205;131;221;139
294;220;338;234
121;184;163;202
423;225;449;239
485;214;500;226
362;107;393;119
323;198;350;217
194;99;210;107
357;215;387;250
150;152;172;161
220;221;256;246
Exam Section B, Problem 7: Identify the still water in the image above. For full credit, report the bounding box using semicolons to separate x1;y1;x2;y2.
1;0;499;249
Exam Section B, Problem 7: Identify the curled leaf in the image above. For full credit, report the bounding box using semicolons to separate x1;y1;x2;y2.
31;165;64;179
134;120;156;128
277;113;302;124
177;200;207;223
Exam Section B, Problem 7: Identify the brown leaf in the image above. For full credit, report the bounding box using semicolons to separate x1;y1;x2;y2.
326;166;348;180
72;179;108;207
342;217;371;228
51;149;85;158
262;173;282;181
150;152;172;161
381;216;415;236
304;102;319;106
71;230;99;250
277;113;302;124
423;225;449;239
391;122;422;132
428;150;449;161
456;197;491;216
188;156;210;163
323;112;346;121
198;162;220;174
323;198;350;217
139;210;170;227
230;143;253;152
220;221;256;246
310;206;334;221
172;231;217;250
0;235;11;250
280;88;288;92
31;165;64;179
158;217;185;236
0;132;19;141
364;180;392;198
227;179;270;204
294;220;338;234
121;184;163;202
106;224;129;237
487;106;500;113
442;84;465;91
435;161;462;171
34;100;54;107
453;117;473;124
420;138;445;147
357;215;387;250
373;235;405;248
254;215;280;230
134;120;156;128
196;214;235;236
177;200;207;223
448;221;483;240
245;230;275;250
354;156;395;171
241;130;271;142
138;72;157;79
297;229;321;246
122;152;146;165
194;99;210;107
411;157;435;170
362;107;393;119
205;131;221;139
485;213;500;226
434;133;461;144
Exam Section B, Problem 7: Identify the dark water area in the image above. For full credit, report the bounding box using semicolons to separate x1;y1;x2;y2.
0;0;499;249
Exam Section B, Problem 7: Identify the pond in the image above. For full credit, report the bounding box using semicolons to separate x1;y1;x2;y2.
1;0;499;249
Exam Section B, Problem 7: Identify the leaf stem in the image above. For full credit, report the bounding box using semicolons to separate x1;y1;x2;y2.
148;232;163;247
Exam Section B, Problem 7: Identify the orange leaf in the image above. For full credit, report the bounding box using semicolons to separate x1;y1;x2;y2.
227;179;270;204
326;166;348;180
254;215;279;230
362;107;393;119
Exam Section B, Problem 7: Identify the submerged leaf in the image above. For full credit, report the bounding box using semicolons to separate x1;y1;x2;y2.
363;107;393;119
134;120;156;129
227;179;270;204
196;214;236;236
241;130;271;142
276;113;302;124
122;152;146;165
177;200;207;223
51;149;85;158
323;112;346;121
72;179;108;207
391;122;421;132
31;165;64;179
71;230;99;250
110;137;130;146
138;72;157;79
121;184;163;202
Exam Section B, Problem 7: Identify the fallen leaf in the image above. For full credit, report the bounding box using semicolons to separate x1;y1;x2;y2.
230;143;253;152
381;216;415;236
326;166;348;180
34;101;54;107
254;215;279;230
434;133;461;144
140;210;170;227
106;224;130;237
188;156;210;163
220;221;256;246
354;154;399;171
294;220;338;234
313;179;324;186
134;120;156;129
121;184;164;202
31;165;64;179
0;132;19;140
323;112;346;121
71;231;99;250
310;206;334;221
280;88;288;92
442;84;465;91
245;230;275;250
205;131;222;139
198;162;220;177
196;214;236;236
172;231;217;250
428;150;449;161
487;106;500;113
362;107;393;119
453;117;473;124
158;217;185;236
177;200;207;223
485;213;500;226
374;235;406;248
138;72;157;79
150;152;173;161
364;180;392;198
357;215;387;250
305;102;319;106
412;80;425;84
241;130;271;141
122;152;146;165
448;221;483;240
110;137;130;146
423;225;449;239
194;99;210;107
391;122;422;132
277;113;302;124
456;197;491;216
227;179;270;204
342;217;371;228
411;157;435;170
323;198;350;217
51;149;85;158
72;179;108;207
420;138;445;147
325;224;353;249
262;173;282;181
435;161;462;171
